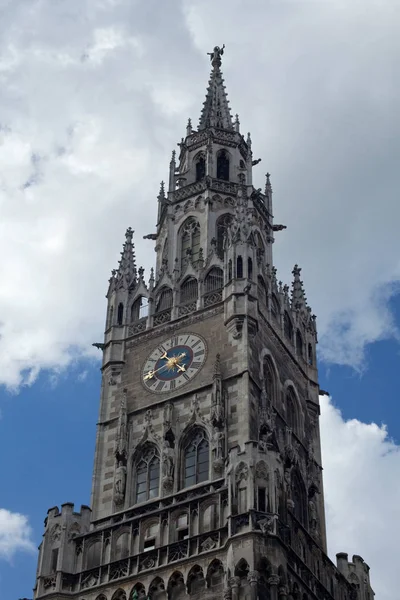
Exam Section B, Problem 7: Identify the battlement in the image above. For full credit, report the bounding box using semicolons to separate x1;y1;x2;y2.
336;552;374;598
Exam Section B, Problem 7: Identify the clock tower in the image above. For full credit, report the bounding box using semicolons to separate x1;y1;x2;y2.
33;46;374;600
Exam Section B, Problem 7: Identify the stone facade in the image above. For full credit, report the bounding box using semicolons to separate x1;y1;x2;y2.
33;46;374;600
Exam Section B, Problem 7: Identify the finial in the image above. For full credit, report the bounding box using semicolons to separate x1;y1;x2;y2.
149;267;154;289
158;181;165;198
234;114;240;133
207;44;225;69
186;118;192;136
247;132;252;148
292;264;301;278
171;150;176;162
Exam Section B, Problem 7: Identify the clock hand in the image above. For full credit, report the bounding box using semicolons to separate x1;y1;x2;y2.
144;352;171;381
144;351;187;381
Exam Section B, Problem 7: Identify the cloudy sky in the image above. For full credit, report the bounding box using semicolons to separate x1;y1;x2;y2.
0;0;399;598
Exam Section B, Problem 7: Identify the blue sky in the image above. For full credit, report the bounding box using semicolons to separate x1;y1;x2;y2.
1;1;400;600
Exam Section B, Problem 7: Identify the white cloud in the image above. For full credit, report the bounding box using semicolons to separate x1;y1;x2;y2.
0;0;399;387
0;508;35;560
320;395;400;600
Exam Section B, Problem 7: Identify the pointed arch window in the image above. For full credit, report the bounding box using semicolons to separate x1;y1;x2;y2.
180;218;201;271
135;446;160;504
195;154;206;181
117;303;124;326
308;343;314;366
263;357;276;404
217;150;230;181
216;213;233;259
296;330;303;358
183;429;209;488
205;267;224;293
258;276;268;306
156;287;173;313
247;257;253;280
236;256;243;278
131;296;148;321
286;387;298;433
271;295;280;321
291;470;307;526
284;311;293;341
180;276;198;305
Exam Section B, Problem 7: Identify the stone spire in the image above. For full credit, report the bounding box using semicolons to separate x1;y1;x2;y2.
116;227;137;289
291;264;307;311
198;45;233;131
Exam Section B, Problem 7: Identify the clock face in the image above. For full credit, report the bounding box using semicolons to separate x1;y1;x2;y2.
142;333;207;393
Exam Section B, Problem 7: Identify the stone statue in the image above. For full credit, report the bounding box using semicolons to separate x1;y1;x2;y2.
308;496;318;533
114;462;127;505
207;44;225;68
162;439;174;479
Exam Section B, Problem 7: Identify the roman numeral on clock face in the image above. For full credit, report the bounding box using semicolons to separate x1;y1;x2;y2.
190;361;202;370
194;349;205;358
169;380;176;391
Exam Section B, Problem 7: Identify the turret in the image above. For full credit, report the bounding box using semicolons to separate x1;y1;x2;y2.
34;504;91;599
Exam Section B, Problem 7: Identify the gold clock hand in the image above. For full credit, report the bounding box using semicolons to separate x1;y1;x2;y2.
144;352;171;381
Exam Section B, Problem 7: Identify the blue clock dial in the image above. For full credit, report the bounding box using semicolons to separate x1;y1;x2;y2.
142;333;207;393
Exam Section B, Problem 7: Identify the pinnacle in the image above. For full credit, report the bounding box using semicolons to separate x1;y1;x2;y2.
115;227;137;289
291;264;308;311
198;45;233;131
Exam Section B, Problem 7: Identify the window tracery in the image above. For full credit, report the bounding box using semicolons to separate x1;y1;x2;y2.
217;150;230;181
134;446;160;504
195;154;206;181
183;429;209;488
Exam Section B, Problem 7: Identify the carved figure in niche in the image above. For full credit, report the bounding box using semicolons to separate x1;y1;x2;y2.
162;438;174;491
308;489;319;534
114;461;127;506
284;466;294;510
212;426;225;474
163;402;173;431
235;462;249;483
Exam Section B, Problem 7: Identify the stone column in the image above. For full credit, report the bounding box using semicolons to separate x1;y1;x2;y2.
268;574;280;600
229;576;240;600
223;585;232;600
248;570;259;600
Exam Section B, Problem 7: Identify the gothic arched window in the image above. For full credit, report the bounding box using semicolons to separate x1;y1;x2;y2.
217;150;230;181
131;296;148;321
156;287;173;313
258;276;268;306
114;531;129;560
286;387;298;433
284;312;293;341
228;259;232;281
183;429;209;488
263;357;276;404
180;276;198;305
308;343;314;366
117;302;124;326
108;305;114;328
291;470;307;526
205;266;224;293
271;295;280;321
248;257;253;280
180;218;201;271
135;446;160;504
296;330;303;358
195;154;206;181
216;213;233;259
236;256;243;278
86;540;102;569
